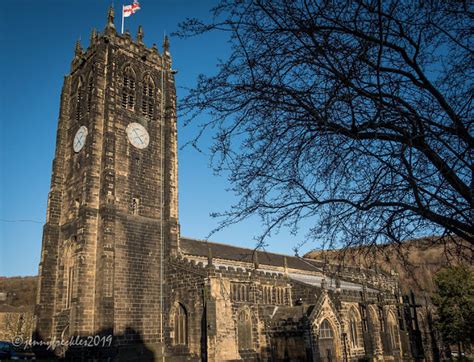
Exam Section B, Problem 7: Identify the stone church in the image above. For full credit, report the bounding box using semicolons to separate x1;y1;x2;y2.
35;8;429;361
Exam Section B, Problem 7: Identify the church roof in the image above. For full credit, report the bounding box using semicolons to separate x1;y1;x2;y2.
180;237;325;273
180;237;382;293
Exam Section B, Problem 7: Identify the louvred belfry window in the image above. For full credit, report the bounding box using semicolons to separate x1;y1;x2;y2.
141;75;155;119
122;66;136;110
75;79;83;121
87;74;94;113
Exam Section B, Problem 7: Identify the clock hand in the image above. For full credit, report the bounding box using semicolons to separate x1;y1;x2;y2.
133;129;144;144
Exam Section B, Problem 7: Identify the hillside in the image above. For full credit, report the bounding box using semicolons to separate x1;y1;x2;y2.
304;237;473;296
0;276;37;312
0;238;471;309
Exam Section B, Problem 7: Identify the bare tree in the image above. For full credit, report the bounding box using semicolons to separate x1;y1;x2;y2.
176;0;473;252
0;312;35;341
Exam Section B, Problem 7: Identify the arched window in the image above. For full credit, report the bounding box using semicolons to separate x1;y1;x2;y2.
63;243;75;309
87;73;94;113
174;303;187;345
368;305;382;353
121;66;136;110
347;307;361;348
237;309;252;350
318;319;337;361
141;75;155;119
319;319;333;339
387;312;400;350
349;316;358;348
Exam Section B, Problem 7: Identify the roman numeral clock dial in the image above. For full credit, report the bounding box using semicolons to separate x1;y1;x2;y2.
126;122;149;149
73;126;88;152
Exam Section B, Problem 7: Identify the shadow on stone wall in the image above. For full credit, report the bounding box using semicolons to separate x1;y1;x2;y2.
33;327;156;361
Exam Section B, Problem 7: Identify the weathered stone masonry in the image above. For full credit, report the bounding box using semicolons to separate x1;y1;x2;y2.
36;8;431;361
36;7;178;358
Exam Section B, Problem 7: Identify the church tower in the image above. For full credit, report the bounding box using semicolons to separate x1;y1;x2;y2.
35;7;179;356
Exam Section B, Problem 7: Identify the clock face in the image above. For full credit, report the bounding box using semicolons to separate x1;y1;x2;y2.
126;122;150;149
73;126;88;153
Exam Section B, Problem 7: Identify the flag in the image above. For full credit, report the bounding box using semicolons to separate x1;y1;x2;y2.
123;1;140;18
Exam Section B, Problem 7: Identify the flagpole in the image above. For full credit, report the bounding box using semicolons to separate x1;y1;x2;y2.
121;5;124;34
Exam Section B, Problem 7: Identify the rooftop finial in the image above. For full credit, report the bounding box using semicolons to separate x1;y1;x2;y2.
321;277;327;290
106;5;115;32
253;251;259;270
137;25;144;44
108;5;114;23
74;39;83;57
90;28;98;44
207;247;213;267
163;35;170;53
335;277;341;293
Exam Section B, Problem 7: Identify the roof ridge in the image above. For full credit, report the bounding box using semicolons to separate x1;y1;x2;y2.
180;235;320;261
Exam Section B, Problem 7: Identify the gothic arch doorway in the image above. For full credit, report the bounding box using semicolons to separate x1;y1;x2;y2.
318;319;337;362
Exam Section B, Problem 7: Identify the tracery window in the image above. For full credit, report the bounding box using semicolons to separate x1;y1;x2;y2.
237;309;252;350
349;315;359;348
141;75;155;119
319;319;333;339
173;303;187;345
387;313;400;350
121;66;136;110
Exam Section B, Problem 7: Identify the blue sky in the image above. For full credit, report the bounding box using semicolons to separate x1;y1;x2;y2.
0;0;314;277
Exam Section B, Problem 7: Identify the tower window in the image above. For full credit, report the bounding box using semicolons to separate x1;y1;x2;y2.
75;79;83;122
122;66;136;110
131;197;140;215
87;74;94;113
66;265;74;308
64;244;75;309
173;303;187;345
141;75;155;119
